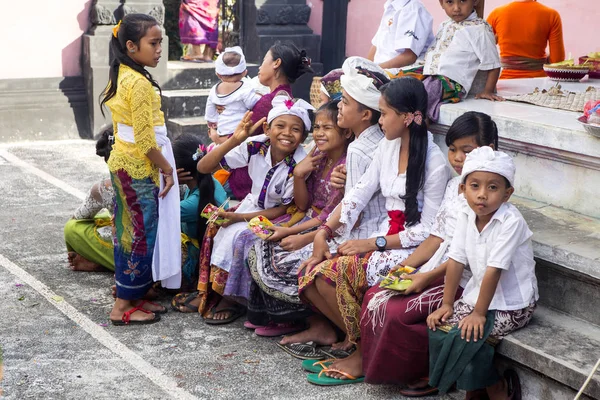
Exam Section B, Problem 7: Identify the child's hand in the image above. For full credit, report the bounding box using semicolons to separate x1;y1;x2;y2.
458;310;486;342
218;211;240;227
330;164;347;190
266;226;291;242
401;272;431;295
475;92;504;102
298;231;332;274
232;112;266;144
293;147;326;179
281;234;312;251
427;303;454;331
208;126;220;143
216;105;226;114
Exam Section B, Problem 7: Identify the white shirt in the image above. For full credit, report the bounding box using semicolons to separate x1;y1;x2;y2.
220;134;307;209
372;0;435;65
423;11;501;94
448;202;539;311
419;176;471;288
339;133;450;284
343;124;387;240
205;80;262;136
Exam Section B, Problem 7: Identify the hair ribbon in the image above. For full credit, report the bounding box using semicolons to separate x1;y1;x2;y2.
112;20;122;38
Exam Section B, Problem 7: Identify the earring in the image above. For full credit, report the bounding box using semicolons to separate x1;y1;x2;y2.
130;49;135;53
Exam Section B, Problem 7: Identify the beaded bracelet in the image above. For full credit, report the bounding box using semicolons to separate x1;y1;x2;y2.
160;169;173;177
317;224;334;240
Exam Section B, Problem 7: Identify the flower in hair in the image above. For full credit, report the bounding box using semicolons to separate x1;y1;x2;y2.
284;99;295;110
301;56;312;67
192;144;207;161
404;111;424;127
112;20;122;38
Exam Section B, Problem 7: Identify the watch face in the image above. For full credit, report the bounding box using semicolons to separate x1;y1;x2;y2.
376;237;386;248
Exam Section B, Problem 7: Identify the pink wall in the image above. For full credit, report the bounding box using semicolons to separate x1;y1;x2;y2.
0;0;91;80
308;0;598;64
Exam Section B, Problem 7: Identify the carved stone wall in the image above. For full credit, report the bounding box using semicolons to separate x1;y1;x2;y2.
83;0;168;134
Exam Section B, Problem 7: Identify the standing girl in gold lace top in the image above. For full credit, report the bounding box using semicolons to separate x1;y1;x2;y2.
101;14;180;325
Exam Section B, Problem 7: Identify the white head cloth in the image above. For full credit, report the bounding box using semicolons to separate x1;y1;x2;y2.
267;96;315;131
340;56;387;111
461;146;516;187
215;46;247;76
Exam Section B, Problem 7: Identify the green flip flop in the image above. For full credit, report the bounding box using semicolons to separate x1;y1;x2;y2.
307;368;365;386
301;358;335;373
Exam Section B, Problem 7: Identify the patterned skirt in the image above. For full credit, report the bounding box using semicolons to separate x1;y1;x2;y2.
298;253;372;344
195;223;229;317
111;170;159;300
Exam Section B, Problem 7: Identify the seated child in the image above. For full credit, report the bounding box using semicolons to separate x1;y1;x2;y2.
487;1;565;79
368;0;435;70
172;97;313;324
427;146;538;399
205;46;262;146
360;111;499;394
393;0;502;122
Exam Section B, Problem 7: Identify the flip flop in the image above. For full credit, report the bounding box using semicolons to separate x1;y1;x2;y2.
180;56;208;63
276;342;327;361
171;291;199;313
204;304;246;325
138;300;167;314
300;358;335;372
307;368;365;386
398;385;439;397
110;306;161;326
505;369;522;400
320;345;356;359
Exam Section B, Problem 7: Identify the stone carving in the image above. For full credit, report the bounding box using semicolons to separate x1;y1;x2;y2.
293;5;310;24
148;5;165;25
90;3;116;26
121;4;139;16
275;5;293;25
257;9;270;25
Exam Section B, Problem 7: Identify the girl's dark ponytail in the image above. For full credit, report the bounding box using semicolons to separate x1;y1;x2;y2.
380;77;429;227
100;14;162;116
269;42;314;83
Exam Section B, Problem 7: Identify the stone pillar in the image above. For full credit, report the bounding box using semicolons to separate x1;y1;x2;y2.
240;0;322;101
83;0;168;136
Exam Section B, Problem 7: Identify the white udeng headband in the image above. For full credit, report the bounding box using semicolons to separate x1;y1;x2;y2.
215;46;247;76
267;96;315;131
340;56;385;111
461;146;516;187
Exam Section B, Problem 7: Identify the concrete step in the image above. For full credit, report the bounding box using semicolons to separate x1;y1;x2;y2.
161;88;211;119
166;116;209;142
163;61;259;90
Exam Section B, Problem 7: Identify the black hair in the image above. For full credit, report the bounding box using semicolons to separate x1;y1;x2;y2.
95;125;114;162
100;14;162;116
315;99;353;144
445;111;499;150
172;134;216;241
269;42;314;83
355;68;390;125
380;77;429;227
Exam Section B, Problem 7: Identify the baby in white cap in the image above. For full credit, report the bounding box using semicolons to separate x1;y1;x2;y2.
205;46;262;146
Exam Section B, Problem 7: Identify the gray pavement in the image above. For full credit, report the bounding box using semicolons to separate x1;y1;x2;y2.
0;140;450;400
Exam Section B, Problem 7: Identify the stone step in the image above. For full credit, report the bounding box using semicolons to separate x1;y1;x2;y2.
161;88;211;119
163;61;259;90
166;116;209;142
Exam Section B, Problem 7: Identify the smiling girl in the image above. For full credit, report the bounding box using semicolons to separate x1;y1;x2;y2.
101;14;179;325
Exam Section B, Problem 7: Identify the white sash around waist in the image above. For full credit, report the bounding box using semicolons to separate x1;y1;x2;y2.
117;123;182;289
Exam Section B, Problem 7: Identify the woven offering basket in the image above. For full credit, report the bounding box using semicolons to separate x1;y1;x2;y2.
310;76;323;108
543;64;589;82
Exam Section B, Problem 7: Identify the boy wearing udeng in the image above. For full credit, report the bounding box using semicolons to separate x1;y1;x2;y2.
427;147;538;399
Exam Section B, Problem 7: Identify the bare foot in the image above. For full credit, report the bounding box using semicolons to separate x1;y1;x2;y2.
205;298;236;321
69;253;107;272
331;336;354;351
279;315;337;345
406;378;430;390
326;350;363;380
133;299;166;313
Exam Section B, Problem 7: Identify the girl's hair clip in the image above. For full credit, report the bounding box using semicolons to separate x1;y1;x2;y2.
192;144;207;161
108;134;115;145
301;56;312;67
112;20;122;39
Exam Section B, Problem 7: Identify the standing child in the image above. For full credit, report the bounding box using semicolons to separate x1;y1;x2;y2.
427;147;538;399
173;97;312;324
228;43;314;200
101;14;181;325
360;112;499;396
205;46;262;146
393;0;502;122
368;0;435;70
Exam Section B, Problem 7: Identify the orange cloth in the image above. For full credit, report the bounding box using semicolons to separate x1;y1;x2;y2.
213;169;230;186
487;1;565;79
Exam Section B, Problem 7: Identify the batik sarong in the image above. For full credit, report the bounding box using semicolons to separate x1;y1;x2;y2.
179;0;219;48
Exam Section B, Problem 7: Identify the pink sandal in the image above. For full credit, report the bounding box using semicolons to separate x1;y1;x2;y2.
255;322;305;337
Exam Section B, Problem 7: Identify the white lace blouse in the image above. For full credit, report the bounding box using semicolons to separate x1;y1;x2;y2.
73;179;114;219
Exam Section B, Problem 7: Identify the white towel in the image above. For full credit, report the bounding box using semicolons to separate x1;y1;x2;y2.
117;123;182;289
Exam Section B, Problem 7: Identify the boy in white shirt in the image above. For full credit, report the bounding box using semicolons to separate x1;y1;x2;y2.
368;0;434;70
205;46;262;146
427;146;538;400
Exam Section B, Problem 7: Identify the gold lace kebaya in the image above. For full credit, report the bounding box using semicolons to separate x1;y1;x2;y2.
106;64;164;185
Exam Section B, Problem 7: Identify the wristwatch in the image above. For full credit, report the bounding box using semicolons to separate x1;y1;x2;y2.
375;236;387;252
